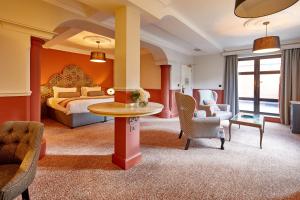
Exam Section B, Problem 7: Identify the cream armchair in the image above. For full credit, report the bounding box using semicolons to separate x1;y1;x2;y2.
175;92;225;150
198;90;232;120
0;121;44;200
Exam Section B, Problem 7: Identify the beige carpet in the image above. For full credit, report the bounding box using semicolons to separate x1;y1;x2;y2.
17;117;300;200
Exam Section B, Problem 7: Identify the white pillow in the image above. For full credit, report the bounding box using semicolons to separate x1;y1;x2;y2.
81;86;101;96
53;86;77;98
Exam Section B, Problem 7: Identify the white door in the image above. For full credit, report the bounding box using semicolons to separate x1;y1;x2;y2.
181;65;193;96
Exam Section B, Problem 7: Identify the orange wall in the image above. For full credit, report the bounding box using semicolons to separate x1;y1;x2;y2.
40;48;113;88
0;96;30;124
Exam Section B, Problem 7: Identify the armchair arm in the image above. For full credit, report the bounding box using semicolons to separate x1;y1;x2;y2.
1;150;38;199
217;104;231;112
198;105;214;117
190;117;220;138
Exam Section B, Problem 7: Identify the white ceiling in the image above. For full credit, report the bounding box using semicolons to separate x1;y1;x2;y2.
43;0;300;56
169;0;300;50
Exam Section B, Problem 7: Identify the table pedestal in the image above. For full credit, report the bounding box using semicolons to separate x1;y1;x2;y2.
112;117;141;169
88;101;163;170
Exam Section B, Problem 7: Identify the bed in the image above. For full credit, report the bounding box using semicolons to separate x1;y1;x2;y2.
41;65;114;128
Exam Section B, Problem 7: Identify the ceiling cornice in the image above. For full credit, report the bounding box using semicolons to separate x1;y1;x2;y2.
42;0;96;17
0;18;56;40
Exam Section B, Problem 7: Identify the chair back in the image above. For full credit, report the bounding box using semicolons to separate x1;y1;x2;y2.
176;92;197;136
0;121;44;165
198;90;218;105
175;92;184;130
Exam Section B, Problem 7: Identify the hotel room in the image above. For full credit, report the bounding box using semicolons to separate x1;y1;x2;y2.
0;0;300;200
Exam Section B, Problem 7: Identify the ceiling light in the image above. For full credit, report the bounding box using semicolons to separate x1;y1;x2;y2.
253;22;280;54
234;0;299;18
90;41;106;63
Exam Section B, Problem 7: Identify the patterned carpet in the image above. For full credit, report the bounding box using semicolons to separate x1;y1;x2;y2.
17;117;300;200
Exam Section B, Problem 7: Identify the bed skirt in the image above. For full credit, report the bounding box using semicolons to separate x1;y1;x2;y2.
47;106;113;128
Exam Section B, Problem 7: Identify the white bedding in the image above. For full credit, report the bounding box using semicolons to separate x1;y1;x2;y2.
47;96;114;115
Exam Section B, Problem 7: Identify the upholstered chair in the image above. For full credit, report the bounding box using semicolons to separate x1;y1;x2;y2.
175;92;185;139
198;90;232;120
175;92;225;150
0;121;44;200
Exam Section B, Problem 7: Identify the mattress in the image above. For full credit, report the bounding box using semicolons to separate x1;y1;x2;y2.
47;96;114;115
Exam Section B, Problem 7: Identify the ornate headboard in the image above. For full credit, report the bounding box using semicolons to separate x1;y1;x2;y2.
41;64;97;103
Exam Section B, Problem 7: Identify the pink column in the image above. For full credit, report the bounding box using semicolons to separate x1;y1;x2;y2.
112;91;141;169
160;65;171;118
30;37;45;122
30;37;46;160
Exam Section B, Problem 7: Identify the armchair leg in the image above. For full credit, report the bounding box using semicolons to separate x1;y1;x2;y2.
220;138;225;150
179;130;183;139
185;139;191;150
22;188;30;200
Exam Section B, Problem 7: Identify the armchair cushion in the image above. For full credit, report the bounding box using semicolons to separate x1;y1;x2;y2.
191;117;220;138
0;164;19;188
203;99;216;105
203;99;221;112
214;111;232;120
194;110;206;118
198;105;214;116
0;121;44;200
217;104;231;112
199;90;217;105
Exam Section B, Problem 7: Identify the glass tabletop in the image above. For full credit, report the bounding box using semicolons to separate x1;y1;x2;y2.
231;113;264;125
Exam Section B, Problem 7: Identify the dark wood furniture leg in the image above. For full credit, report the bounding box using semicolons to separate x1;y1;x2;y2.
260;127;263;149
185;139;190;150
179;130;183;139
220;138;225;150
22;188;30;200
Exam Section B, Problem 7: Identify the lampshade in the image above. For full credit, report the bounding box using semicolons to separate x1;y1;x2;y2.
107;88;115;95
234;0;299;18
253;36;281;54
90;51;106;63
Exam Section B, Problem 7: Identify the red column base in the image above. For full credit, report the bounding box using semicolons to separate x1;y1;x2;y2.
112;152;142;170
159;109;171;118
39;137;46;160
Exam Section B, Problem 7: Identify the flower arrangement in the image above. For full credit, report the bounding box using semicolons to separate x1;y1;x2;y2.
131;88;150;107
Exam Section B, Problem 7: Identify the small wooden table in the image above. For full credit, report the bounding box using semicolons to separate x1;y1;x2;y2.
229;113;265;149
88;102;164;118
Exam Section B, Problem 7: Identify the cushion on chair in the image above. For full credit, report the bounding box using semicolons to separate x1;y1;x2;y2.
0;164;19;188
199;90;216;105
215;111;233;120
0;121;44;200
203;99;216;105
0;122;42;164
194;110;206;118
203;99;221;113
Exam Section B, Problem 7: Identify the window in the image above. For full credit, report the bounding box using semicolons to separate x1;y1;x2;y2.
238;55;281;116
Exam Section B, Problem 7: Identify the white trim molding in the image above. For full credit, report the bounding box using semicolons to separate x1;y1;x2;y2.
0;91;32;97
0;18;56;40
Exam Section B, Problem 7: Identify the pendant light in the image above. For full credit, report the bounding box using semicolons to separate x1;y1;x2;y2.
234;0;299;18
90;41;106;63
253;22;280;54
